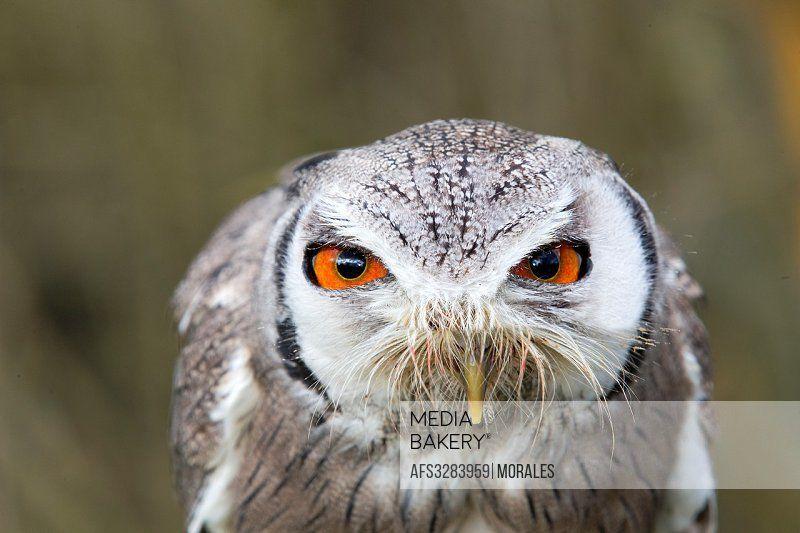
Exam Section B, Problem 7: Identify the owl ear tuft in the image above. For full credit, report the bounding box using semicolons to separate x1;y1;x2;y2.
292;151;340;174
278;151;341;199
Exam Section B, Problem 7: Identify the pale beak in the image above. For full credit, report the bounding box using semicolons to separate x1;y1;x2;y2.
464;357;485;424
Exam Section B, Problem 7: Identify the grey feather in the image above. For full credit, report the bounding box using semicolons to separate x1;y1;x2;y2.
171;120;714;532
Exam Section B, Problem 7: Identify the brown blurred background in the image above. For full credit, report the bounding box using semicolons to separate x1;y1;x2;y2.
1;1;798;531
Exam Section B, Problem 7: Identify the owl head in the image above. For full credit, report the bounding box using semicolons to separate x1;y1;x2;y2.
265;120;658;418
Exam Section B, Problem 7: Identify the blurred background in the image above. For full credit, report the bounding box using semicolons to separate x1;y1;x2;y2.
1;1;798;531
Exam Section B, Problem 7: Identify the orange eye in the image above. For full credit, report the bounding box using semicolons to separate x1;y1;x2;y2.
511;242;588;284
308;245;389;290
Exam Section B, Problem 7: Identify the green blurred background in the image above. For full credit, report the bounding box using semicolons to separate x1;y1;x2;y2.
1;1;798;531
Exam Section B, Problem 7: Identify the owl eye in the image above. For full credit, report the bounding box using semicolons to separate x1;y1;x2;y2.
511;242;590;284
307;245;389;290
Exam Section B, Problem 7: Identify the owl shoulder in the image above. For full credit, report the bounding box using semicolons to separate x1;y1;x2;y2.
170;188;284;511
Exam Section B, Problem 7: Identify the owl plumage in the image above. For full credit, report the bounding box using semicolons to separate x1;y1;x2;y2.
170;119;714;532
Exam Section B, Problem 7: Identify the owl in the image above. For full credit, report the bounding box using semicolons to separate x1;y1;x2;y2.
170;119;715;532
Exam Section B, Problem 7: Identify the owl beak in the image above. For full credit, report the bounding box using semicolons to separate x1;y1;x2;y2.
463;357;485;425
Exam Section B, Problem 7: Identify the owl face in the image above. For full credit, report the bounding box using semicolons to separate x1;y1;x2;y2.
275;120;656;412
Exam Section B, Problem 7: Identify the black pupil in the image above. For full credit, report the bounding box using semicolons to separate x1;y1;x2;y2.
336;249;367;279
529;248;560;280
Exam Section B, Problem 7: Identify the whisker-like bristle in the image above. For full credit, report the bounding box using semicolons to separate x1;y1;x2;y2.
321;298;647;419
